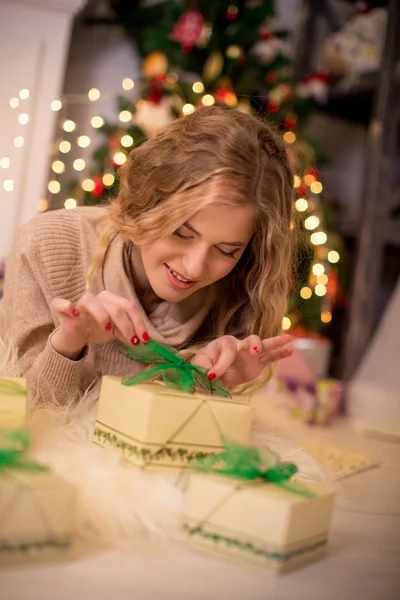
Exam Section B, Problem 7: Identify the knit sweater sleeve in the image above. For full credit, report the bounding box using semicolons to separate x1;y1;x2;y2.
0;212;90;404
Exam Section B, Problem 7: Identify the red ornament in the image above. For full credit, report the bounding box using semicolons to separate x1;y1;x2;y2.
108;135;120;149
170;8;204;52
225;5;239;21
304;167;318;178
296;184;307;197
326;270;339;302
214;87;230;104
267;100;280;112
260;28;273;41
147;78;164;105
92;176;104;196
284;113;298;130
265;71;277;84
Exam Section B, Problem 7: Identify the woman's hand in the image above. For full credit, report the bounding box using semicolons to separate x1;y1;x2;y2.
50;291;149;360
192;334;293;388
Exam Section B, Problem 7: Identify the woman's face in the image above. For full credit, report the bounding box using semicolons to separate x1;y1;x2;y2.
140;202;255;303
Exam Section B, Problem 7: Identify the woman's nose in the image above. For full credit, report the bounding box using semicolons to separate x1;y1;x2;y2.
182;245;208;281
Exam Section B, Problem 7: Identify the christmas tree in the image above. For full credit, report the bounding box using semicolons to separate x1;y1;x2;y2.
52;0;344;334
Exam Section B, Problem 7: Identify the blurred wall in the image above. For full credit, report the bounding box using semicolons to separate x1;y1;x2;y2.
0;0;86;261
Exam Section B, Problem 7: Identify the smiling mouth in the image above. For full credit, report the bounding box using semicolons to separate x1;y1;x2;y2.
165;264;196;289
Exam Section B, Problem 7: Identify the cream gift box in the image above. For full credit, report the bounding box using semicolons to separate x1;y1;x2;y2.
94;378;253;469
0;378;27;428
0;430;78;567
183;471;335;573
0;470;78;566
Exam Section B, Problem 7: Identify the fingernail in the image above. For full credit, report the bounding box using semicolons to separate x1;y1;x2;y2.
142;332;150;342
131;336;139;346
105;322;112;331
207;372;217;382
72;309;80;317
253;346;260;353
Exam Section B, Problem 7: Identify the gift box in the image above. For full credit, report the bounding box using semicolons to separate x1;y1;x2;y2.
182;443;336;572
0;430;78;566
281;378;343;425
0;377;27;428
94;378;253;469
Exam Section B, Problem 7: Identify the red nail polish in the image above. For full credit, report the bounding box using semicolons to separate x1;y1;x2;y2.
72;309;80;317
105;322;112;331
253;347;260;353
131;336;139;346
207;372;217;382
142;332;150;342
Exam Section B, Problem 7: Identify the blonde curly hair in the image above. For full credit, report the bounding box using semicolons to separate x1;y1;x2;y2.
87;106;294;389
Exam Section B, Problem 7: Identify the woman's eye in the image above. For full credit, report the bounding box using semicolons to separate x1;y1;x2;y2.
217;247;238;259
173;230;192;240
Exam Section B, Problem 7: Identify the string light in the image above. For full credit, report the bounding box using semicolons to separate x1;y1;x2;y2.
0;157;10;169
119;110;132;123
312;263;325;276
122;78;134;90
9;98;19;108
282;316;292;331
293;175;301;188
317;274;328;285
82;179;95;192
64;198;77;209
182;103;195;115
73;158;85;171
310;181;323;194
304;173;316;186
59;141;71;153
283;131;296;144
77;135;91;148
13;136;24;148
52;160;65;174
18;113;29;125
295;198;308;212
202;94;215;106
224;91;238;107
321;311;332;323
315;284;327;297
91;116;104;128
88;88;101;101
19;89;29;100
300;286;312;299
113;152;126;166
121;135;134;148
311;231;327;245
37;199;48;212
304;215;320;230
50;100;62;111
192;81;204;93
328;250;340;263
3;180;14;192
102;173;115;186
226;45;242;59
63;119;76;132
48;180;61;194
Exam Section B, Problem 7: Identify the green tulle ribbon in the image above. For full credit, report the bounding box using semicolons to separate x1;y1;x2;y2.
120;339;231;398
0;429;48;473
0;378;26;396
193;439;315;498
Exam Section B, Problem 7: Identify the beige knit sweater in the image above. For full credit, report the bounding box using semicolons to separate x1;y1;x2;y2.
0;207;213;404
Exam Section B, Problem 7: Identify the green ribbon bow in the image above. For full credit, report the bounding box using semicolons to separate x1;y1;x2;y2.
0;429;48;473
120;339;230;398
193;439;314;498
0;378;26;396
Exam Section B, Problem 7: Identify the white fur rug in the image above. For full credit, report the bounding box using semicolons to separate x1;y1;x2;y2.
0;338;333;553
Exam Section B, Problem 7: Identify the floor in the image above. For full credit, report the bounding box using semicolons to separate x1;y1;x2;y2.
1;400;399;600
